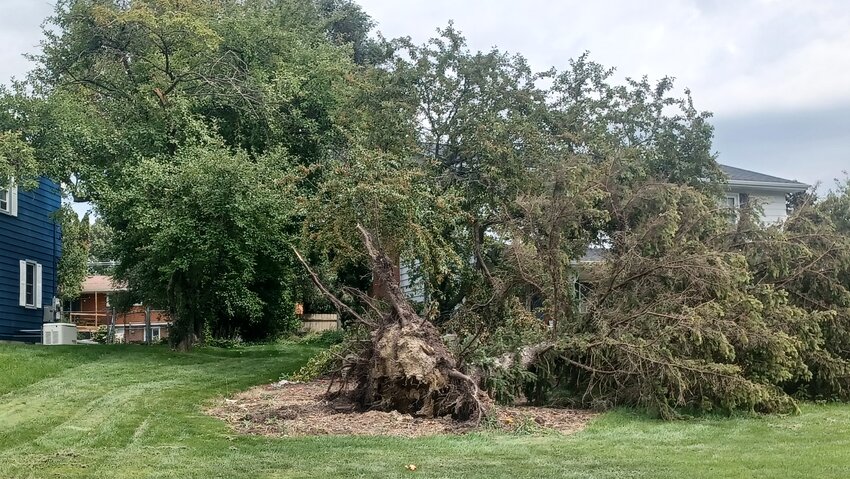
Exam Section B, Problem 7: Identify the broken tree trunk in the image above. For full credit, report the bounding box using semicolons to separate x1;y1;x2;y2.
295;225;490;422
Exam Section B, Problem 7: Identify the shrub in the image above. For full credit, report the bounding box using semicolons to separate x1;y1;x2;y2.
297;329;346;347
205;335;243;349
92;326;108;343
286;342;347;382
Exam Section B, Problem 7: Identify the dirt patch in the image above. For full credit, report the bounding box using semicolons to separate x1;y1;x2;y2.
207;380;596;438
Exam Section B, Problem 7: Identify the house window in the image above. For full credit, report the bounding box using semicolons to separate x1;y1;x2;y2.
0;183;17;216
19;260;43;308
143;327;161;343
574;281;592;314
722;194;740;223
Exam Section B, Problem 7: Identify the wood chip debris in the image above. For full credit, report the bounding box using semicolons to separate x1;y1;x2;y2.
207;380;596;438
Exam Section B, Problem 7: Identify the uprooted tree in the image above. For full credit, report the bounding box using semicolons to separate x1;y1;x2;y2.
297;225;488;421
296;28;850;421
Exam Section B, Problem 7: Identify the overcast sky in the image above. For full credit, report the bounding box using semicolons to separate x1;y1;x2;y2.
2;0;848;190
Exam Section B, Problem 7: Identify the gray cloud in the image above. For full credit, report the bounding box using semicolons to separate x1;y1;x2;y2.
1;0;847;188
0;1;52;84
359;0;850;115
713;105;850;189
359;0;850;187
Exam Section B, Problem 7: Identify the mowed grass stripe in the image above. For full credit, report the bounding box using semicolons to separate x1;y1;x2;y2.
2;343;850;478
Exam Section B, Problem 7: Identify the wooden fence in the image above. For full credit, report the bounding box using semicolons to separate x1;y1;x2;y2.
300;313;339;333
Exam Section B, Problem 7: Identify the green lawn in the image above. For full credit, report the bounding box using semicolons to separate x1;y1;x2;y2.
2;343;849;479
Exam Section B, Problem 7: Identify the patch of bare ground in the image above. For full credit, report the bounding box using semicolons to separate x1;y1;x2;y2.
207;379;596;438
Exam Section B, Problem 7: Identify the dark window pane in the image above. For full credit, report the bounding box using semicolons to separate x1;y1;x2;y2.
25;263;35;305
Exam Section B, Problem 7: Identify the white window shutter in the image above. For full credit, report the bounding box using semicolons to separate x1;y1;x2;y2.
19;260;27;306
9;184;17;217
36;263;43;308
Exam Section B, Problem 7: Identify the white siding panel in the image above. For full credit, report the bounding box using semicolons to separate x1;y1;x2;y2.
751;193;788;224
399;262;425;303
730;187;789;224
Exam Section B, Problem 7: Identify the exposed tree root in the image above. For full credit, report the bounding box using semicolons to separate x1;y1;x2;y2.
295;225;490;422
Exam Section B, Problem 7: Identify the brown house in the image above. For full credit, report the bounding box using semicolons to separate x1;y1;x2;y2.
66;275;170;343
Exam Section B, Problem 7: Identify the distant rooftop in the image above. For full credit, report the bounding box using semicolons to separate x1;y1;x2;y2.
81;275;127;293
719;164;808;189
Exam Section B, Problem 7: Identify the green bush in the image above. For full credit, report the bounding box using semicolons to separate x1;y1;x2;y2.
285;342;347;382
92;326;108;343
297;329;346;347
205;336;243;349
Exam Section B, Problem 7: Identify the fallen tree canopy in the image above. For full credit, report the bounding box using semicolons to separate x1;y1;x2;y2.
484;179;850;419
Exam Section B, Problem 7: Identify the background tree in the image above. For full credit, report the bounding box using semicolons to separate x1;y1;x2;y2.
0;86;39;188
377;25;555;321
88;218;116;274
100;143;302;348
21;0;367;347
54;206;91;302
315;0;383;65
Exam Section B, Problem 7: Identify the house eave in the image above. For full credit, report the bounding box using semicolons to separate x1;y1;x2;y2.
727;180;809;193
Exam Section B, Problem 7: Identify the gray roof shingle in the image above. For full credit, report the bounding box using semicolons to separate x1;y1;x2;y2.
719;164;808;187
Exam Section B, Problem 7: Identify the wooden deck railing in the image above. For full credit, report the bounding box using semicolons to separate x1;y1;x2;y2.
66;309;168;330
67;311;110;328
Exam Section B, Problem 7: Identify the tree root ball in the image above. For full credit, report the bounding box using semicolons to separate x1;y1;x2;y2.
344;321;490;422
298;225;491;423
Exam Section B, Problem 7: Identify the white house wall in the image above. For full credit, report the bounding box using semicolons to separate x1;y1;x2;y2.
399;262;425;303
730;188;788;224
755;193;789;224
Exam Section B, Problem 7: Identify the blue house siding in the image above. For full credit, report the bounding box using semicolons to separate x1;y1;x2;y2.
0;178;61;342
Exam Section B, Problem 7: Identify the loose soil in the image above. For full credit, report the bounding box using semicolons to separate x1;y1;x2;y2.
208;379;596;438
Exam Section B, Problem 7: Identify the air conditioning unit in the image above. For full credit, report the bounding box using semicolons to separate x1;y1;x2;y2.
42;323;77;345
